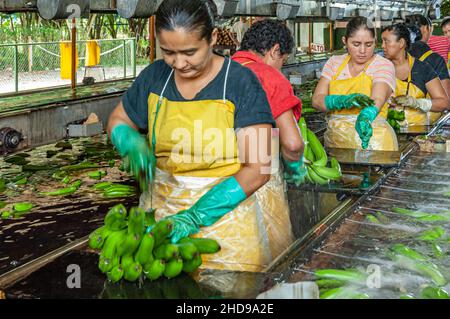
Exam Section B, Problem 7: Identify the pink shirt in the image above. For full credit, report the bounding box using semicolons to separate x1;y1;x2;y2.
322;54;396;93
427;35;449;64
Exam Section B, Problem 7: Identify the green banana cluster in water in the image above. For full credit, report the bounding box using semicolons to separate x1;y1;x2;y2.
298;118;342;185
88;204;221;283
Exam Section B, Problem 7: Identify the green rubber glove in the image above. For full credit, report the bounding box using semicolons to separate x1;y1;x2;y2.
283;155;307;186
325;94;374;111
111;124;154;190
159;176;247;243
355;106;379;149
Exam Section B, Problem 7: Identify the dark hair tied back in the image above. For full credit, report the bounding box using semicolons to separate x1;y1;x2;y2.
345;17;376;40
155;0;217;42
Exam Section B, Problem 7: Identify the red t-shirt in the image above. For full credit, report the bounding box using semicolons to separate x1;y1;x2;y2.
231;51;302;121
427;35;449;64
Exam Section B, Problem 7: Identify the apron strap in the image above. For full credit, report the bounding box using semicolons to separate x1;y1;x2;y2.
333;55;351;80
406;54;414;95
332;55;374;80
223;57;232;102
419;50;433;62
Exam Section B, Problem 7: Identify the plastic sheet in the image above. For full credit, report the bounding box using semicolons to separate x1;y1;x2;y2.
139;168;294;273
324;114;399;151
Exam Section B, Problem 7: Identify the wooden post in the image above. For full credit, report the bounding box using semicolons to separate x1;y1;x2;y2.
149;15;155;63
28;36;33;72
308;19;312;54
329;21;334;52
71;18;76;90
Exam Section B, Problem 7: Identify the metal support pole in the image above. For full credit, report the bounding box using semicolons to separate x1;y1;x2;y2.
329;22;334;52
14;44;19;92
132;38;136;78
149;16;155;63
308;19;312;55
71;18;76;90
123;39;127;78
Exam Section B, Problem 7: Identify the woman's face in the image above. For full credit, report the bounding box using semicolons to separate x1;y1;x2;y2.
381;30;404;60
158;27;217;79
443;23;450;40
343;28;376;64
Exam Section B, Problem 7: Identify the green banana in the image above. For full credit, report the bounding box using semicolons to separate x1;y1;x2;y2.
307;166;329;185
179;237;221;254
98;255;115;274
104;204;128;231
154;244;179;260
310;164;341;181
150;219;174;247
314;269;367;284
128;207;146;237
420;286;449;299
121;254;135;271
320;287;370;299
1;211;12;219
389;244;429;262
330;157;341;174
307;128;327;167
164;258;183;279
182;254;203;273
392;207;449;221
117;233;141;257
134;232;155;266
365;214;381;224
88;226;111;250
417;227;445;241
0;200;7;209
144;259;166;281
177;242;198;260
315;279;345;289
93;182;113;190
101;229;127;260
298;117;309;159
123;262;142;282
88;170;107;180
107;265;124;283
431;243;445;258
13;202;34;213
145;209;156;227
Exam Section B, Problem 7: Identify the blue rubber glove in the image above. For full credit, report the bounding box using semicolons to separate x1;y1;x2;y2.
158;176;247;243
325;94;374;111
283;155;307;186
111;124;154;190
355;106;379;149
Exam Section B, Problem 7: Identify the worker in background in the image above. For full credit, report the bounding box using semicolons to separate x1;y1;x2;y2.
232;19;305;185
228;16;249;49
426;18;450;64
107;0;289;281
381;23;449;127
441;16;450;40
405;14;450;97
312;17;398;151
440;17;450;69
231;19;304;256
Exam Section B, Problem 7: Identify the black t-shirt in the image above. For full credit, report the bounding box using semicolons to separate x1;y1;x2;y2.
409;41;450;81
122;57;275;130
398;58;438;95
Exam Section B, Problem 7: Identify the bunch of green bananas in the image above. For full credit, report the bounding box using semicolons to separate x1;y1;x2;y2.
387;107;405;133
298;118;342;185
88;204;221;283
92;182;137;198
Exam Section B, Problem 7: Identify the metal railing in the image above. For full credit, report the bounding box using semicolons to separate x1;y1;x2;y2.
0;38;148;95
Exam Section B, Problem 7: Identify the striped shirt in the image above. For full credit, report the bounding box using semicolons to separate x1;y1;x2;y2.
321;54;396;92
427;35;450;64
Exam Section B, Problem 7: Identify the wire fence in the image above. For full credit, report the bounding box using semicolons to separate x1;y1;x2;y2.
0;38;149;95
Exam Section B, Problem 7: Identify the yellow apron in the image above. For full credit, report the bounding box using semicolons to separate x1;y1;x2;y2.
139;58;293;273
324;55;398;151
394;54;442;126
